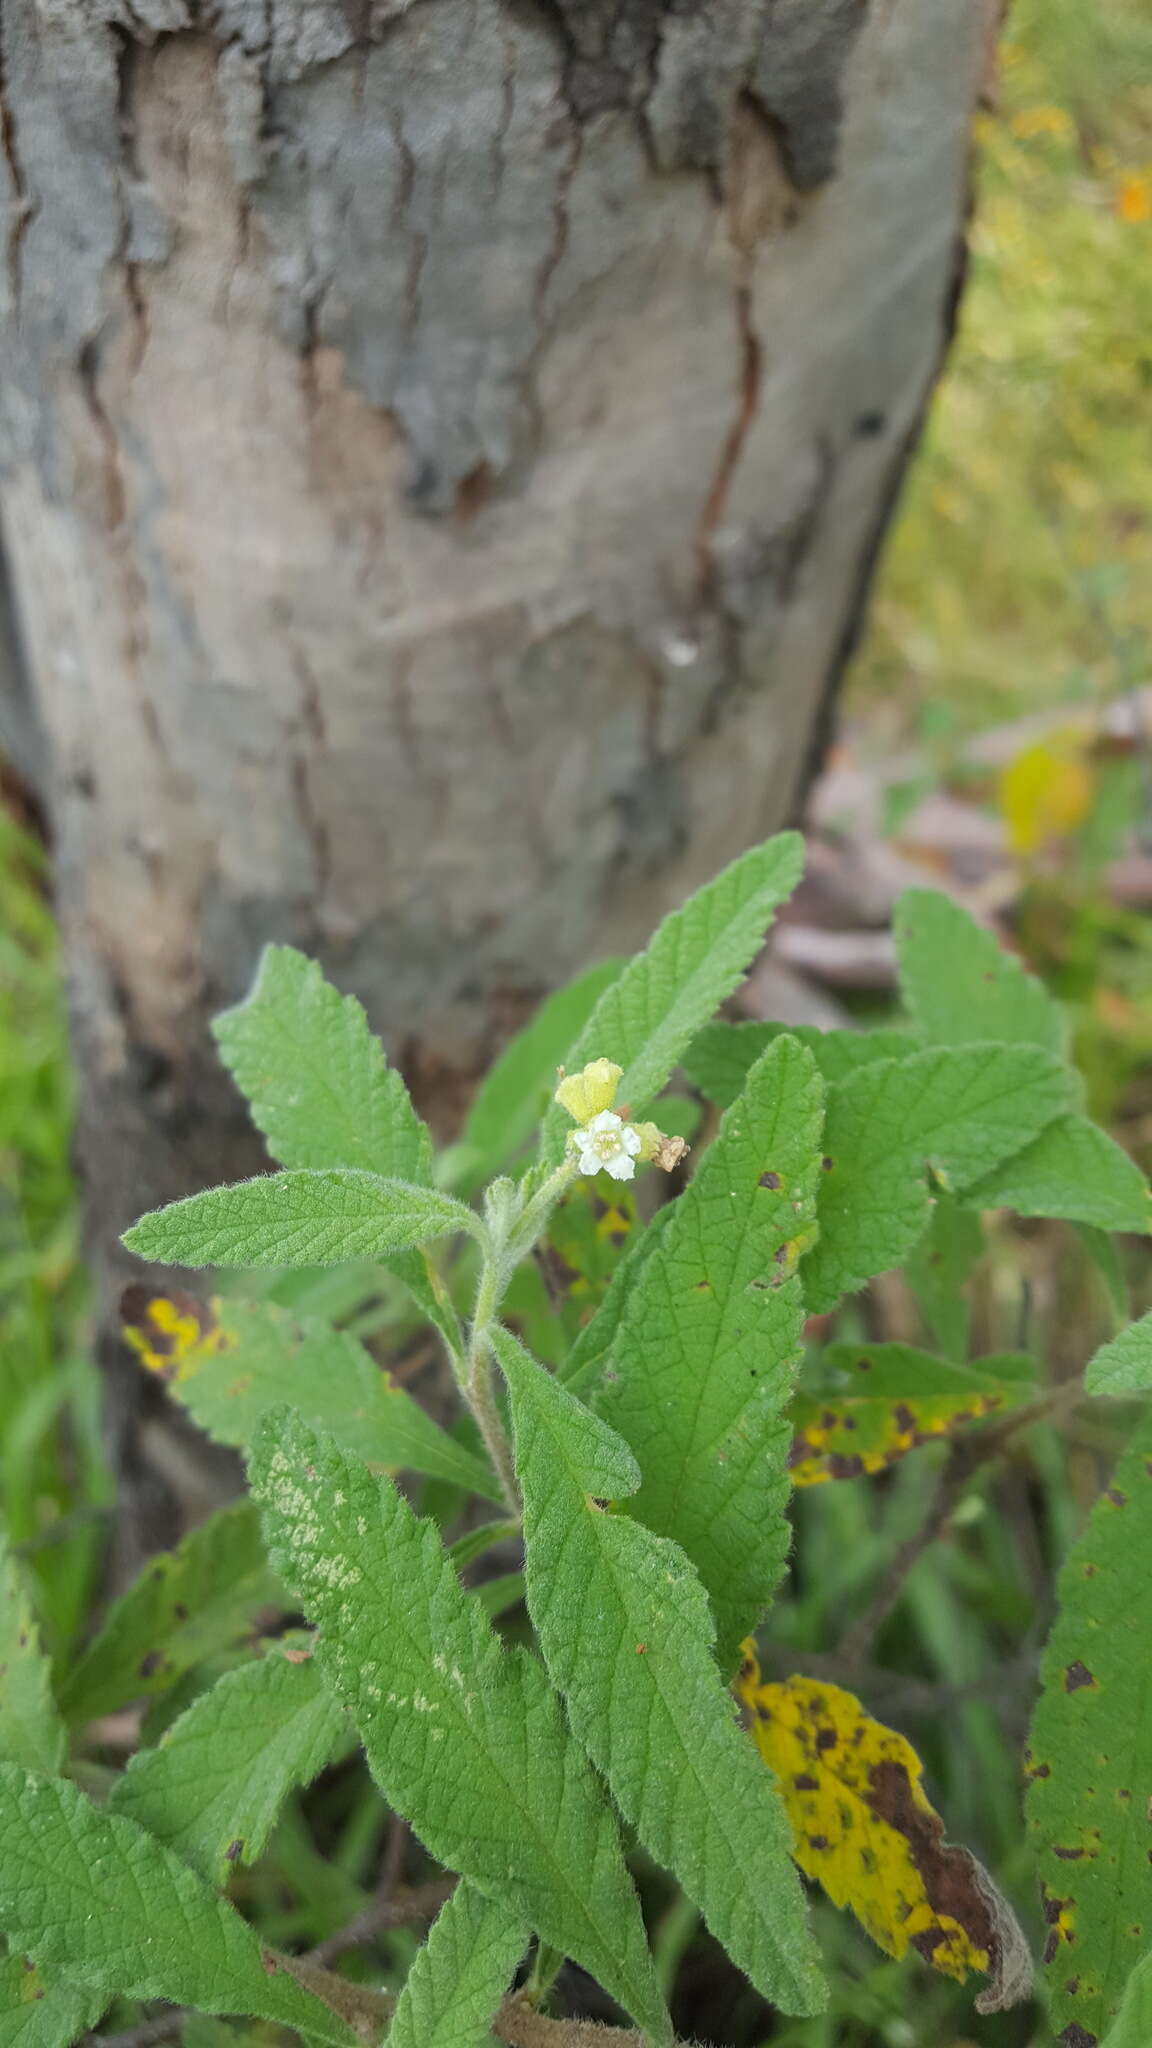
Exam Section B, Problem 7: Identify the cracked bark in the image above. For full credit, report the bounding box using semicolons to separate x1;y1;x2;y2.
0;0;992;1553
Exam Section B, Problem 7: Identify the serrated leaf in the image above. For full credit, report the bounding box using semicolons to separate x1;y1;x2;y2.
109;1646;347;1885
962;1114;1152;1235
386;1881;527;2048
901;1190;985;1358
457;960;624;1186
597;1036;825;1663
123;1170;481;1270
538;833;805;1164
0;1954;106;2048
789;1343;1036;1485
1084;1311;1152;1396
121;1290;500;1503
803;1044;1074;1313
213;945;432;1185
492;1328;825;2019
683;1021;914;1108
0;1537;65;1776
249;1414;669;2041
0;1768;355;2046
59;1501;281;1725
1026;1406;1152;2041
736;1653;1031;2013
894;888;1067;1056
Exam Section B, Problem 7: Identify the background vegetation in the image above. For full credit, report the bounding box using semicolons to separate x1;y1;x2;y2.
0;3;1149;2041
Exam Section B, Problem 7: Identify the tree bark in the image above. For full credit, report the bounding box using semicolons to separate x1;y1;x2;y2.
0;0;988;1542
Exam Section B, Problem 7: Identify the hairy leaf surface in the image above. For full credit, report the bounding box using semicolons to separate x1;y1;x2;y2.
803;1044;1073;1312
963;1114;1152;1235
109;1646;347;1885
386;1881;527;2048
1027;1407;1152;2042
538;832;805;1163
59;1501;281;1725
1084;1310;1152;1396
894;888;1067;1056
736;1654;1030;2014
493;1328;825;2018
123;1170;481;1269
121;1290;499;1501
249;1414;669;2040
0;1956;106;2048
213;945;432;1184
598;1036;825;1661
0;1768;355;2046
789;1344;1036;1485
683;1021;914;1107
0;1539;64;1776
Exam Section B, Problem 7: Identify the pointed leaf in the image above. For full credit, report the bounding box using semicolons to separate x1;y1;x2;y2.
539;832;805;1164
736;1654;1031;2013
213;945;432;1184
59;1501;281;1725
1027;1407;1152;2042
683;1021;914;1107
1084;1311;1152;1396
249;1414;669;2040
789;1344;1036;1485
123;1170;482;1270
963;1114;1152;1236
0;1767;355;2046
109;1646;347;1885
121;1290;500;1503
493;1328;825;2018
0;1538;65;1776
804;1044;1074;1312
386;1882;527;2048
894;888;1067;1056
598;1036;825;1661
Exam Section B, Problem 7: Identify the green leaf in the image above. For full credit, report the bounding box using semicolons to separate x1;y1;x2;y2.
123;1170;482;1270
789;1344;1036;1485
122;1291;500;1503
1084;1310;1152;1396
213;945;432;1184
386;1882;527;2048
598;1035;825;1663
249;1414;669;2041
962;1114;1152;1235
894;888;1067;1056
539;1181;640;1353
59;1501;281;1725
1026;1405;1152;2043
0;1537;65;1776
683;1020;914;1107
901;1189;984;1359
109;1646;347;1885
493;1328;825;2019
538;832;805;1164
0;1955;106;2048
554;1203;673;1403
1102;1944;1152;2048
803;1044;1074;1313
457;959;624;1186
0;1768;356;2046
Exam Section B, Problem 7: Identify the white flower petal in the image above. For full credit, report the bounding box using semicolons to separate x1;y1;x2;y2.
604;1152;637;1181
621;1126;642;1157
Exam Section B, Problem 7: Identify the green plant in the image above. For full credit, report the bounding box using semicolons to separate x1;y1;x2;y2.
2;833;1151;2048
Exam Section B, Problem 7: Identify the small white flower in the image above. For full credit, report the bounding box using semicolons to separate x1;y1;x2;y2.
572;1109;643;1182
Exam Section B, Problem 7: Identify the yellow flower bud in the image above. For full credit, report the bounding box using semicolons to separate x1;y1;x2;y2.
554;1058;623;1126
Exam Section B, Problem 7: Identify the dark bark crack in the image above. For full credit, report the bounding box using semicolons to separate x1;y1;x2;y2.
0;24;35;312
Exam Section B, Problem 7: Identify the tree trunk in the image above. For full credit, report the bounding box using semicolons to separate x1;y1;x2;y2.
0;0;988;1543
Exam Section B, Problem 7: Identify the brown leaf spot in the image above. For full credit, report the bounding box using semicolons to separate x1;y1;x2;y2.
1059;2028;1098;2048
225;1839;245;1862
865;1757;996;1960
793;1773;819;1791
1106;1488;1128;1507
1053;1846;1086;1860
822;1155;834;1170
1064;1662;1097;1693
760;1170;782;1189
138;1650;164;1679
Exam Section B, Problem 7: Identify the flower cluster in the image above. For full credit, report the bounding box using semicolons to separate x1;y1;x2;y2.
553;1059;688;1183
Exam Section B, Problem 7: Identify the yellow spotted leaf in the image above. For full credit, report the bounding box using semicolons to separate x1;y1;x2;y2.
736;1652;1032;2014
789;1343;1036;1486
536;1183;638;1345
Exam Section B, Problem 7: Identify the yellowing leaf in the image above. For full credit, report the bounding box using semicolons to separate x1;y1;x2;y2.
1115;173;1152;224
789;1344;1035;1487
538;1183;638;1346
735;1652;1031;2014
998;736;1094;854
121;1286;228;1382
